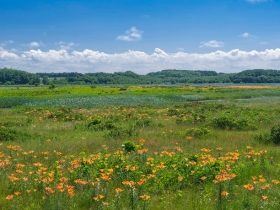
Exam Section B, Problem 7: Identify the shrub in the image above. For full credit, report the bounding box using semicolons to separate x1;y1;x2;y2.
184;127;211;138
211;116;257;131
270;124;280;144
0;127;18;141
255;124;280;145
0;126;34;141
122;141;136;153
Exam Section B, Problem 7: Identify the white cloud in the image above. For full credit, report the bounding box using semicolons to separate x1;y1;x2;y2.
1;47;280;74
55;42;77;50
241;32;250;38
116;27;143;42
29;42;44;48
199;40;224;48
0;47;19;60
0;40;14;47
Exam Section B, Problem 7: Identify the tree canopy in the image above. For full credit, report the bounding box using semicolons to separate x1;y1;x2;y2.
1;68;280;85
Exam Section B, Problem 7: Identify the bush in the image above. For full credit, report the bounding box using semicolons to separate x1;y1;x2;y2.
122;141;136;153
184;127;211;138
211;116;257;131
270;124;280;144
0;127;18;141
0;126;34;141
255;124;280;145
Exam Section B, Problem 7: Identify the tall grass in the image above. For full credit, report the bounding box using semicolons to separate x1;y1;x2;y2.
1;86;280;209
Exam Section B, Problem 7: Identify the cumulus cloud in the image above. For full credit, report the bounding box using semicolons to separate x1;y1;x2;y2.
29;42;44;48
0;40;14;46
116;27;143;42
199;40;224;48
0;47;19;60
0;47;280;74
55;42;77;50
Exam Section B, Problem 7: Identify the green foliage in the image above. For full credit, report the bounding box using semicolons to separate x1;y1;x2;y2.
3;69;280;85
184;126;211;138
0;126;34;141
256;124;280;145
47;107;86;121
48;83;56;90
0;68;40;85
2;85;280;209
42;75;50;85
270;124;280;144
0;126;18;141
211;116;257;131
122;141;137;153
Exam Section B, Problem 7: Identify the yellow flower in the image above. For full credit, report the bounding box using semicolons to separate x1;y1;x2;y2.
140;194;150;200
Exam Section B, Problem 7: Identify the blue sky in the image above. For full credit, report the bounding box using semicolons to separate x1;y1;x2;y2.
1;0;280;74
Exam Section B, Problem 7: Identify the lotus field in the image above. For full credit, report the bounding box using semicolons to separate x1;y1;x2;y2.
1;85;280;209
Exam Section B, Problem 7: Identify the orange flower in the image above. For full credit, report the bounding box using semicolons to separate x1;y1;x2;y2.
261;184;270;190
115;188;123;193
244;184;254;191
259;178;266;183
101;174;111;181
186;136;193;140
221;191;229;197
6;195;13;200
201;176;207;181
139;138;146;143
272;180;280;185
93;194;105;201
201;148;211;153
14;191;21;196
44;187;55;195
122;180;135;186
178;177;183;182
66;185;75;197
137;178;146;186
261;195;268;200
251;176;257;181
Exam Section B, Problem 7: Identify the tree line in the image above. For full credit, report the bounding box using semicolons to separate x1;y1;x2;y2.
1;68;280;85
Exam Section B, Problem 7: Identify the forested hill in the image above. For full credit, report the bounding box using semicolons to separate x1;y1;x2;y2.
1;68;280;85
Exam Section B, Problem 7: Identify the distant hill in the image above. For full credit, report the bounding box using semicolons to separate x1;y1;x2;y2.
1;68;280;85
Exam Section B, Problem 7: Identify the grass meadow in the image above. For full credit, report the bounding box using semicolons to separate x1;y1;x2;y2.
1;85;280;209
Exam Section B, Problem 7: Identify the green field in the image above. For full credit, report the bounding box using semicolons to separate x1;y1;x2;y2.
1;85;280;209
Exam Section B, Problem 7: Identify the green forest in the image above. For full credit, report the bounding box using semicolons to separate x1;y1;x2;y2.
1;68;280;85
